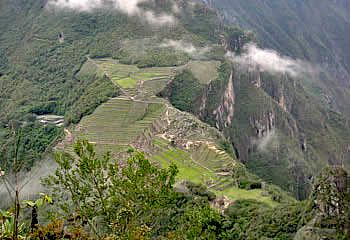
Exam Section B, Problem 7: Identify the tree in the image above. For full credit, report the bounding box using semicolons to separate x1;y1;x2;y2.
45;140;179;238
232;163;247;187
0;122;23;240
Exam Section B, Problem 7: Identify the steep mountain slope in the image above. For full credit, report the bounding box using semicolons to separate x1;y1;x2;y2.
0;0;349;202
203;0;350;83
0;0;295;206
184;0;350;198
163;57;350;198
0;1;350;238
0;0;217;169
203;0;350;117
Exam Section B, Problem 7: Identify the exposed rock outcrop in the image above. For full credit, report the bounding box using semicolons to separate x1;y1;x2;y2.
311;167;348;217
213;71;235;129
294;167;349;239
210;195;233;213
249;111;275;138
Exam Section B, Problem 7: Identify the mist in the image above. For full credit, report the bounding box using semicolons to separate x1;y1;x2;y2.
48;0;176;25
161;39;210;57
0;156;57;208
251;129;279;153
258;129;278;152
227;43;315;77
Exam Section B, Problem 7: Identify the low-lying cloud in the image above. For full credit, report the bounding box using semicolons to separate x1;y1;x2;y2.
0;157;57;208
227;44;315;77
161;39;210;57
257;129;278;152
251;129;279;153
48;0;176;25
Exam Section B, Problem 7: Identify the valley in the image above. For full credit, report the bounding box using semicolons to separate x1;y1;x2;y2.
0;0;349;238
58;57;289;206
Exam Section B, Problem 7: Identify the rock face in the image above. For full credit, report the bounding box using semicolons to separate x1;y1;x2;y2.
210;195;233;213
249;111;275;138
213;71;235;129
294;167;349;239
187;61;350;199
311;167;348;218
203;0;350;118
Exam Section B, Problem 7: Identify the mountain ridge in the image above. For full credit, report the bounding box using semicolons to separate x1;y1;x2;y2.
0;0;349;238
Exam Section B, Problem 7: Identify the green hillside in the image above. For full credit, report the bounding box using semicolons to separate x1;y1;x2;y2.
59;58;292;207
0;0;348;201
0;0;350;239
0;0;228;170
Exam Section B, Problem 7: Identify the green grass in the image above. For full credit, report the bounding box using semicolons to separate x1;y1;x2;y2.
149;137;280;206
215;188;277;207
116;77;138;88
135;67;175;80
186;60;220;84
71;98;166;155
93;59;175;92
192;144;234;172
150;145;218;184
96;59;138;77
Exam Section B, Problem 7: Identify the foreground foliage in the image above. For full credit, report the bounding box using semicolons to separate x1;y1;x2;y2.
44;140;225;239
1;141;349;239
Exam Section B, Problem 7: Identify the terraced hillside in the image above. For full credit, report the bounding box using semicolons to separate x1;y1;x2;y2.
69;98;165;155
151;138;216;185
150;137;279;206
94;58;176;98
60;58;294;206
60;58;176;156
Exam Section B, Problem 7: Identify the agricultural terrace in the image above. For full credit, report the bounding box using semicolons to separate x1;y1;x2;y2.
71;98;166;155
63;58;282;206
150;137;277;206
93;58;176;96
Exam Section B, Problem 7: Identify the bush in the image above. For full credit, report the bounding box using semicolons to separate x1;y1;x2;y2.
30;101;57;115
0;123;63;171
185;182;217;201
238;180;262;190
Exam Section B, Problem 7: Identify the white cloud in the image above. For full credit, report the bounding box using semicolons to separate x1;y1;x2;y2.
48;0;176;25
250;129;279;153
257;129;278;152
114;0;142;15
161;39;196;54
143;11;175;26
160;39;210;56
48;0;103;11
227;43;314;77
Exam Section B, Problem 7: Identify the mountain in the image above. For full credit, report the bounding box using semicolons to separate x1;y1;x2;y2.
192;0;350;198
0;0;349;197
1;0;298;208
0;0;349;238
202;0;350;117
